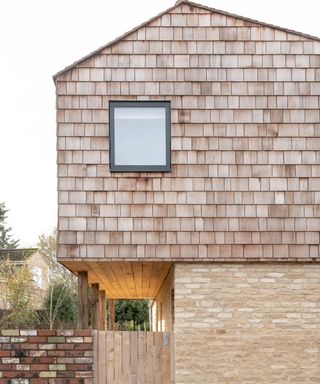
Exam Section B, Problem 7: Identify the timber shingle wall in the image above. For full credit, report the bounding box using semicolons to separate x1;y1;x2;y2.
55;2;320;261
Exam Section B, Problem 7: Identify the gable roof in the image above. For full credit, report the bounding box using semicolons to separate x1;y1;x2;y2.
0;248;38;263
53;0;320;83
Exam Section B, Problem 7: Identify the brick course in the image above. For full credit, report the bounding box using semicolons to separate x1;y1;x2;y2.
0;330;93;384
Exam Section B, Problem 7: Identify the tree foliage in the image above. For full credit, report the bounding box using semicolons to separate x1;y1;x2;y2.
38;230;77;329
38;230;70;282
115;300;149;330
0;257;39;328
43;281;77;329
0;202;19;249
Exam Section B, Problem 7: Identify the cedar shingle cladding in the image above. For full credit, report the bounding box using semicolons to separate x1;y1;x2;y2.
55;1;320;262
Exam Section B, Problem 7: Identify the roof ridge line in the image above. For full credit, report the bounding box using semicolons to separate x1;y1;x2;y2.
0;248;37;252
187;0;320;41
53;0;320;82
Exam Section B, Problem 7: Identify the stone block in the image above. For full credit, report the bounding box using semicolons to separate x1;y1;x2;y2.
1;330;20;336
39;372;57;378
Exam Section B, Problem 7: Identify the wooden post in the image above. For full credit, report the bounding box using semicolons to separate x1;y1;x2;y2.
78;271;88;329
148;302;153;331
92;283;100;330
108;299;115;331
99;290;106;330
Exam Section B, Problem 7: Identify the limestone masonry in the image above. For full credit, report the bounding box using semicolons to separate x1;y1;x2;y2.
175;263;320;383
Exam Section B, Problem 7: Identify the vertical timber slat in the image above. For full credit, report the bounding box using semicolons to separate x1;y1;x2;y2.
146;332;154;384
94;332;170;384
138;332;145;384
123;331;131;384
93;330;98;384
154;333;162;384
115;331;122;384
107;331;115;384
163;332;170;384
98;330;106;384
131;332;138;384
105;331;108;384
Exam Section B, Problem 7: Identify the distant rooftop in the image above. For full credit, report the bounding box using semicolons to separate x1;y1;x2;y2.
0;248;38;263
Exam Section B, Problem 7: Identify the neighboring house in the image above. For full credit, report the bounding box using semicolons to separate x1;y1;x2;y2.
54;0;320;382
0;248;49;310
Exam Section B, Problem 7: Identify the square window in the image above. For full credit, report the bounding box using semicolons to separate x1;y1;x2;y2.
109;101;171;172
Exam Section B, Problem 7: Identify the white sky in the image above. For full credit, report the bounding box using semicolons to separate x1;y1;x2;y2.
1;0;320;247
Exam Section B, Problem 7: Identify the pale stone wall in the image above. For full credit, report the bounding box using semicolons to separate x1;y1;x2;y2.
174;263;320;383
152;266;174;332
26;250;50;309
27;250;49;290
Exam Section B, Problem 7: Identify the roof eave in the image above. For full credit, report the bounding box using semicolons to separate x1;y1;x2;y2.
52;2;179;83
0;248;38;261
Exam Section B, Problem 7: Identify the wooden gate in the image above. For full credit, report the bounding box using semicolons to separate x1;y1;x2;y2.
93;331;171;384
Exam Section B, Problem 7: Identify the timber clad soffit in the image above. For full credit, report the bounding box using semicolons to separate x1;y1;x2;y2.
52;0;320;83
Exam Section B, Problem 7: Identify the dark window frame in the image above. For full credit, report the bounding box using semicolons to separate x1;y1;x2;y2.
109;100;171;172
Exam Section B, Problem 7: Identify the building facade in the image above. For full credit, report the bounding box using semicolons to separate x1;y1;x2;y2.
54;1;320;382
0;248;49;310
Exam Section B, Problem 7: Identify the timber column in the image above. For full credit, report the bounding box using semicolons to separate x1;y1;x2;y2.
92;283;100;330
108;299;115;331
78;271;89;329
99;290;106;330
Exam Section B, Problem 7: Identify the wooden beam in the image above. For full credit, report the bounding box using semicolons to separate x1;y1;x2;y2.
108;299;115;331
78;271;88;329
92;283;100;330
99;290;106;331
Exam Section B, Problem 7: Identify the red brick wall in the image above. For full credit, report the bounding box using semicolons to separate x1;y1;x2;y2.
0;329;93;384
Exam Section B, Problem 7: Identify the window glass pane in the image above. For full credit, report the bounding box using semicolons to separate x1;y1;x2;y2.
114;107;166;166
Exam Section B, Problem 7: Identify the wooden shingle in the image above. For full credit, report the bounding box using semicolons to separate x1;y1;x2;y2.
55;1;320;262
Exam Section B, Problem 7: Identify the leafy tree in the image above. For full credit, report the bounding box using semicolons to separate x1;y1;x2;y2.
115;300;149;331
38;229;71;281
43;280;77;329
0;257;39;328
0;202;19;249
38;230;77;329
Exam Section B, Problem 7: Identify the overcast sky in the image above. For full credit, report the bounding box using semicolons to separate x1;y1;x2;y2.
1;0;320;247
